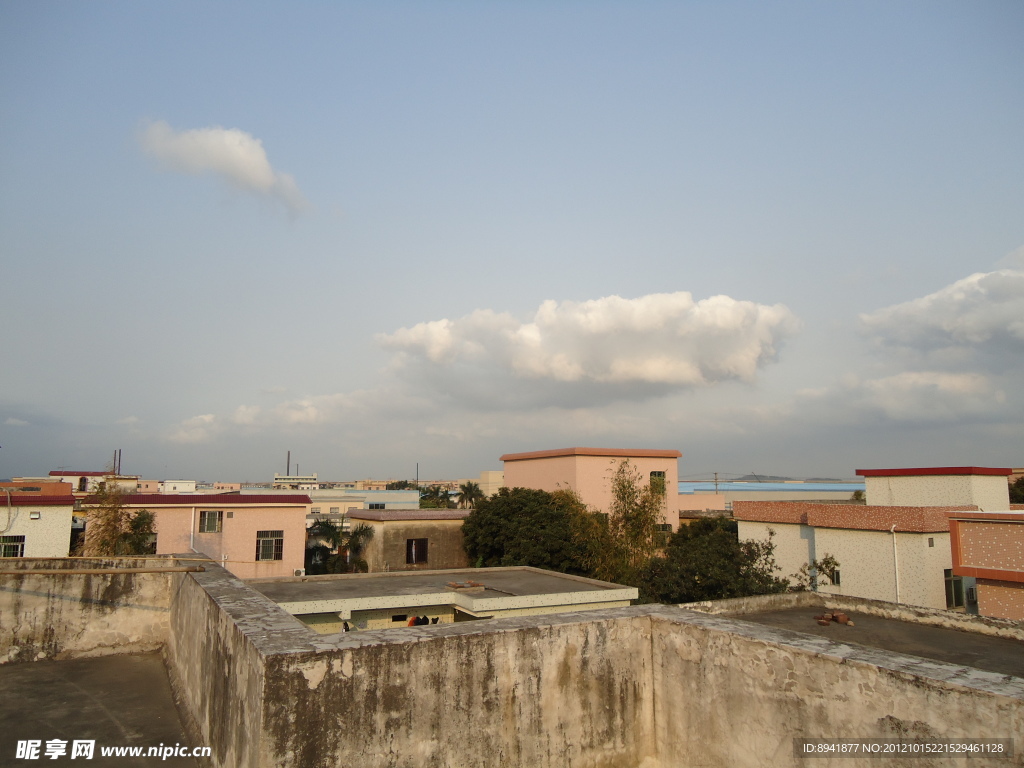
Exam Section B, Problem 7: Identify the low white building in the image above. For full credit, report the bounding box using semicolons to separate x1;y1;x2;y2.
0;493;75;558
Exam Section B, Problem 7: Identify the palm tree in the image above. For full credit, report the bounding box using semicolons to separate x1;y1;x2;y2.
456;481;486;509
305;517;375;574
420;485;454;509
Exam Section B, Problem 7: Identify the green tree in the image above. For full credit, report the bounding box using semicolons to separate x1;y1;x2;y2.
419;485;454;509
462;487;590;574
569;460;666;584
790;554;841;592
455;481;486;509
81;476;156;556
386;480;417;490
305;517;375;574
1009;477;1024;504
638;518;788;604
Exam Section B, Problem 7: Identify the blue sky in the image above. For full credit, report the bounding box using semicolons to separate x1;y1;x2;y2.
2;2;1022;482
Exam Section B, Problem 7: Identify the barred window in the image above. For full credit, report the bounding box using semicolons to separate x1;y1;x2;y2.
198;510;223;533
1;535;26;558
256;530;284;561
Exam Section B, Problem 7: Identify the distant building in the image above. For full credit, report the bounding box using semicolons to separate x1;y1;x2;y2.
159;479;197;494
44;471;139;494
0;493;75;558
736;466;1014;612
273;473;319;490
857;466;1011;509
501;447;682;528
735;501;974;610
347;508;472;572
107;493;312;579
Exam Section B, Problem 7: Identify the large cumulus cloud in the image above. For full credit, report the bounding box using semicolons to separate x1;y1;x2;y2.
860;269;1024;353
140;120;307;214
378;292;799;406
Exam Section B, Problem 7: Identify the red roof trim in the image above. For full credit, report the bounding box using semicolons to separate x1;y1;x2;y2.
84;494;312;506
2;495;76;507
501;447;682;462
856;467;1011;477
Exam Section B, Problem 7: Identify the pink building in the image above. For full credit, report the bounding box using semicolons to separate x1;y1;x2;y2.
500;447;682;529
119;494;311;579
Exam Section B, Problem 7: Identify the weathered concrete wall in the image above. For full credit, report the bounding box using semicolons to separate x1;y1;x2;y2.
650;607;1024;768
261;610;657;768
0;557;172;663
164;561;315;768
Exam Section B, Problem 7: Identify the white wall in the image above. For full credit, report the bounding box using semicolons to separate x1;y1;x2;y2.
1;504;74;557
865;474;1009;510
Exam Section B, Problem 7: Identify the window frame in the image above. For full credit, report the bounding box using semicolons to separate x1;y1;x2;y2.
0;535;26;558
198;510;223;533
406;537;428;565
256;530;284;561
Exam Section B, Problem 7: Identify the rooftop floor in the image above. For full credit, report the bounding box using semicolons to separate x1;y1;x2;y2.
249;567;622;603
736;604;1024;679
0;653;198;767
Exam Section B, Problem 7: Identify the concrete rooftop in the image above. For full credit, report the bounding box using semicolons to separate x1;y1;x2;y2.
0;653;198;767
737;603;1024;679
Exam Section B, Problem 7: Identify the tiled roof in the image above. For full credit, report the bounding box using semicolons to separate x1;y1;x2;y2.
500;447;682;462
734;501;978;532
856;467;1011;477
88;494;312;506
347;508;471;522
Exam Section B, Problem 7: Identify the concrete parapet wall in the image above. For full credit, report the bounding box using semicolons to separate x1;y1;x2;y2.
262;611;657;768
0;557;173;663
650;607;1024;767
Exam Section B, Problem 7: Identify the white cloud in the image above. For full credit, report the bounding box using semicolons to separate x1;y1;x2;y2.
860;269;1024;353
167;414;218;444
140;120;307;214
4;417;28;427
854;371;1005;422
378;292;799;405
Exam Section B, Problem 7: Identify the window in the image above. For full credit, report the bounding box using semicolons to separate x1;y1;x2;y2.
406;538;428;564
256;530;284;561
944;569;964;609
369;503;385;510
391;615;408;623
650;471;666;495
310;507;321;515
831;570;841;587
198;510;223;533
0;535;25;558
330;507;339;514
928;537;935;548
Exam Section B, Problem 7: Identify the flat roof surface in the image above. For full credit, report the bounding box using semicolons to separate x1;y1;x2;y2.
736;605;1024;679
250;567;622;603
0;653;198;767
501;447;682;461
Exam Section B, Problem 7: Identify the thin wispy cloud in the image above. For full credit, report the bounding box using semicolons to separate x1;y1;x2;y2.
139;120;307;215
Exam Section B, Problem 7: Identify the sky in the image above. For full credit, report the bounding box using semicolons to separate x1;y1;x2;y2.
1;2;1022;483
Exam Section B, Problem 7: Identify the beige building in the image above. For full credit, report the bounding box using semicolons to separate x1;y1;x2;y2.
347;508;471;572
501;447;682;528
0;493;75;558
735;502;973;609
858;466;1012;509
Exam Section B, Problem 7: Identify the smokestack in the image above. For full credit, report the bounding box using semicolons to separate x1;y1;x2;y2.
287;450;291;476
